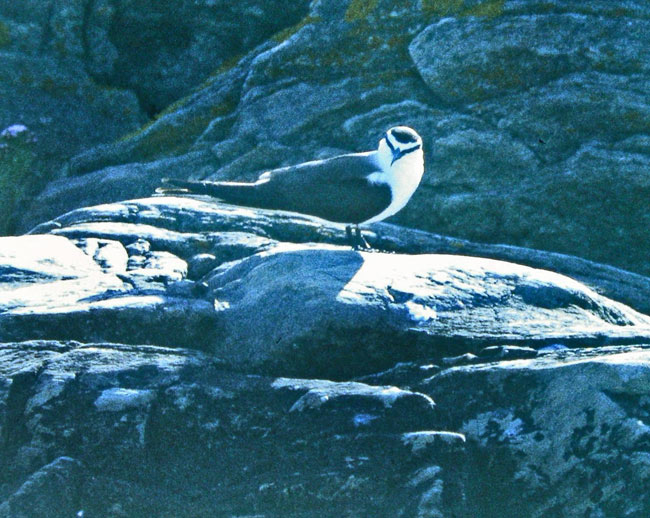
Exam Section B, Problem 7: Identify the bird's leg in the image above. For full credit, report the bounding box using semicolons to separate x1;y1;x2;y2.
355;225;371;250
346;225;371;249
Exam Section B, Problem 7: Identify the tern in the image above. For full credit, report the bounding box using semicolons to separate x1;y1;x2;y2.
159;126;424;248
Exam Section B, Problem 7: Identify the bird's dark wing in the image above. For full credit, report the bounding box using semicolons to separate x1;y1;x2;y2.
252;152;392;224
158;153;392;224
260;152;381;183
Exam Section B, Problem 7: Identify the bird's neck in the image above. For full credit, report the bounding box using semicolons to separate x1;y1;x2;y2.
389;148;424;190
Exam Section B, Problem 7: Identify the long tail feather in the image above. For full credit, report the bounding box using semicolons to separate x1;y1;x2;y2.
156;178;261;205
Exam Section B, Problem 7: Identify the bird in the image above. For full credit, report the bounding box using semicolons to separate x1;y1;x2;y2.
158;126;424;248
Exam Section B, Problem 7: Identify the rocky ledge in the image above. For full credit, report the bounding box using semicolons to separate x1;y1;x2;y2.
1;196;650;517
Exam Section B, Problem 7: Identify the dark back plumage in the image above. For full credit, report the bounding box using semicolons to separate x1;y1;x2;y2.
161;152;392;224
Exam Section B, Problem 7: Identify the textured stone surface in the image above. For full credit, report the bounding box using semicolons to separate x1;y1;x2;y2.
421;346;650;517
0;0;309;234
0;341;457;518
28;196;650;316
205;246;650;377
3;1;650;515
15;0;650;278
0;342;649;516
2;195;650;515
5;197;650;381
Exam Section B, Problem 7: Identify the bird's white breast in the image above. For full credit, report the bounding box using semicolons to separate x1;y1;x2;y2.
363;149;424;224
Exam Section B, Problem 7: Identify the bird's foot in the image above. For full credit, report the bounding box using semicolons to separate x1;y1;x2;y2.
346;225;372;250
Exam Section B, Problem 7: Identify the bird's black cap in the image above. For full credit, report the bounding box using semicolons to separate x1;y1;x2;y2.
390;127;419;144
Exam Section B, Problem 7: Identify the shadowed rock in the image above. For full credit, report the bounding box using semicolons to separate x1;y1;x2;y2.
2;195;650;516
5;197;650;379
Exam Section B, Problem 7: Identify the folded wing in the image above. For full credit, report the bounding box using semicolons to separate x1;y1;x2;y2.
160;152;392;224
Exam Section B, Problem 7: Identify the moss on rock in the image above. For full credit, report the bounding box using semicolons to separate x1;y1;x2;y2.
272;15;321;43
462;0;504;18
0;20;11;48
118;99;237;162
421;0;504;18
345;0;380;22
0;128;38;234
421;0;464;16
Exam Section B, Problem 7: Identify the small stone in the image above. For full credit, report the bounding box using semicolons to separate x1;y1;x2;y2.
94;388;155;412
167;279;199;297
188;253;218;279
125;238;151;256
1;124;29;139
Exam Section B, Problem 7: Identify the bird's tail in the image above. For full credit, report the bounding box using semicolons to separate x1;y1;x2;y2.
156;178;261;204
156;178;207;195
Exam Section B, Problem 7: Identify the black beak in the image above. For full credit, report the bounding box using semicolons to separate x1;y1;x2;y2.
386;135;420;165
385;135;401;165
391;148;404;165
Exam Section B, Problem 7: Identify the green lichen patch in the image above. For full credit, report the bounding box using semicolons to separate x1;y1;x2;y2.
0;21;11;48
272;15;321;43
461;0;504;18
0;135;37;235
345;0;379;22
422;0;504;18
123;100;237;162
421;0;464;16
207;52;246;82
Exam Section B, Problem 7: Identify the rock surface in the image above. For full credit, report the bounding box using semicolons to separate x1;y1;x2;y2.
421;346;650;517
3;0;650;515
2;196;650;516
10;0;650;277
0;0;309;233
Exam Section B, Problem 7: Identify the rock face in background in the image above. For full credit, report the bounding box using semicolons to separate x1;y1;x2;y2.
0;0;309;233
1;197;650;516
6;0;649;277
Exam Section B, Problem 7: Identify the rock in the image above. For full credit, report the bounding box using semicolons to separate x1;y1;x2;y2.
409;14;650;104
0;456;84;518
21;151;215;229
4;197;650;380
0;0;312;236
91;240;129;274
0;341;458;518
187;253;218;279
24;196;650;317
204;246;650;377
0;234;101;282
3;1;650;513
1;342;648;515
2;196;650;515
0;125;39;235
0;232;214;348
83;0;311;115
0;48;144;180
420;344;650;517
477;345;538;361
17;0;650;278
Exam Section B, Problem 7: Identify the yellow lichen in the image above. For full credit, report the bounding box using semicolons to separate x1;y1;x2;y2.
461;0;505;18
214;53;245;76
421;0;464;16
422;0;504;18
272;15;320;43
345;0;379;22
119;99;236;161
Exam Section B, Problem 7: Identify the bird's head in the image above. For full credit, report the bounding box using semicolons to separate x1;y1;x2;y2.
378;126;423;166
